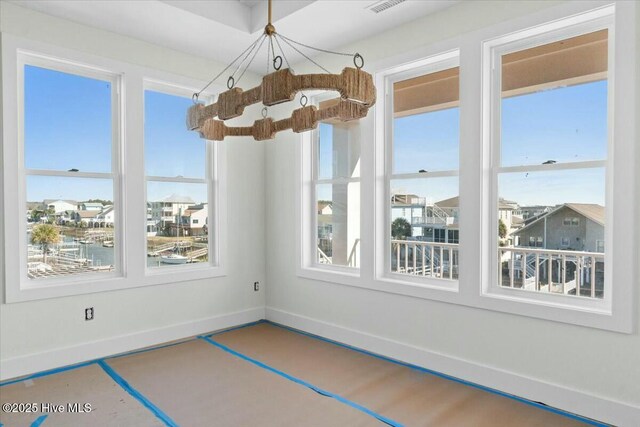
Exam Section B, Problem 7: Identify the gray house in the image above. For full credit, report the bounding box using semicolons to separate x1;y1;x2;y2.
512;203;604;253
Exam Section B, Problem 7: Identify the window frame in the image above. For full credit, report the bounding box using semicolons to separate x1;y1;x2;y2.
483;8;615;316
142;79;221;276
298;1;635;331
297;93;362;286
2;35;226;303
379;53;461;291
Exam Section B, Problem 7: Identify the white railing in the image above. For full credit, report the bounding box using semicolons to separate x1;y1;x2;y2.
347;238;360;268
317;247;332;264
499;246;604;298
391;240;459;280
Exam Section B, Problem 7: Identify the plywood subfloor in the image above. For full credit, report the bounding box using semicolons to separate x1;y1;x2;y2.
213;323;592;427
0;364;163;427
105;339;383;427
1;321;599;427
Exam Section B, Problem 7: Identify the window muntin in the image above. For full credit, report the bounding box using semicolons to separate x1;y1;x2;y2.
388;65;460;282
313;121;360;268
494;29;608;300
144;87;213;269
22;60;120;282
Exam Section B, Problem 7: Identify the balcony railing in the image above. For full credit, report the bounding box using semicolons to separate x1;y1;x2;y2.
499;246;605;298
391;240;459;280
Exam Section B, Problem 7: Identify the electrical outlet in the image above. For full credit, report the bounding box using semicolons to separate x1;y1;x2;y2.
85;307;94;321
253;281;260;291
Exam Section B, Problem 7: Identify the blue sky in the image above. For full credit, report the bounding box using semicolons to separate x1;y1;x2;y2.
25;65;607;208
25;65;208;203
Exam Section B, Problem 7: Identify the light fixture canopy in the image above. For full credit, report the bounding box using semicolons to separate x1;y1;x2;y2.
187;0;376;141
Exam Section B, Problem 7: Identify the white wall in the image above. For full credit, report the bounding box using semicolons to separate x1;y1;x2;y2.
265;0;640;424
0;3;266;372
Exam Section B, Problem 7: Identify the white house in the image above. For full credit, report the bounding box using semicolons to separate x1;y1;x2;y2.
44;199;77;214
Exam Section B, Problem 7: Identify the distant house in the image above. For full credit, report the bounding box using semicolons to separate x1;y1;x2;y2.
94;206;115;227
176;204;208;236
512;203;604;252
44;199;77;214
149;194;197;235
71;210;101;226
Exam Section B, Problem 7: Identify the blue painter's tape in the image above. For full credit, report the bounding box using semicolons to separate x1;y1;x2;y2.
200;336;402;427
0;361;97;388
97;360;178;427
30;415;48;427
263;321;607;427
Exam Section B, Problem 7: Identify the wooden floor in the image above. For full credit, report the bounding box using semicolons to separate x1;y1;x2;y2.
0;321;600;427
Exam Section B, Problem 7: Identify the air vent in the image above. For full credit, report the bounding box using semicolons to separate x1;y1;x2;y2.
367;0;406;14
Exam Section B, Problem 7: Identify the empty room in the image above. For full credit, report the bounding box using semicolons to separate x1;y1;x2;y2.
0;0;638;426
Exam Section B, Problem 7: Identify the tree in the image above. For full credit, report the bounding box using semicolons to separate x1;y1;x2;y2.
498;219;508;239
391;217;412;240
31;224;60;264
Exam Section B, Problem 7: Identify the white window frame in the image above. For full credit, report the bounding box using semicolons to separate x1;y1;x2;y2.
297;93;362;286
377;52;460;291
297;1;635;331
143;80;222;277
480;4;635;332
2;35;226;302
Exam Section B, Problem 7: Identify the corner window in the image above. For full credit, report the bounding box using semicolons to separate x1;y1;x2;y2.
144;84;214;269
21;57;121;283
313;116;361;268
384;57;460;285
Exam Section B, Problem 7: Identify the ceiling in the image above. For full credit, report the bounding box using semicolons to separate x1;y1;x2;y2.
12;0;458;74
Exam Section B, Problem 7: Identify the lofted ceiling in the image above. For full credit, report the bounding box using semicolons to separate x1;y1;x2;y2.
11;0;458;73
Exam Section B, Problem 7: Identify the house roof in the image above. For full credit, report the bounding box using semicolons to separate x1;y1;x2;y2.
44;199;77;205
435;196;516;210
76;211;99;218
159;194;196;204
513;203;604;235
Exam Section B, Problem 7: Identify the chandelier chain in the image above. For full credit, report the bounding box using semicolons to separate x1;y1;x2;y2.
235;34;268;87
194;32;265;99
277;33;355;57
279;35;331;74
230;34;266;84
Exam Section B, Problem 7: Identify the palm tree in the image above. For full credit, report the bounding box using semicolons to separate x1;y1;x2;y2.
31;224;60;264
392;217;412;240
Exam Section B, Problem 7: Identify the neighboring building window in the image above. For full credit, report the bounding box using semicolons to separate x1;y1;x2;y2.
313;119;360;268
492;24;608;299
387;61;460;282
144;85;212;268
22;59;120;281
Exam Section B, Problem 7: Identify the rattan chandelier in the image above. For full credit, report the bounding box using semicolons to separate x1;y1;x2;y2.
186;0;376;141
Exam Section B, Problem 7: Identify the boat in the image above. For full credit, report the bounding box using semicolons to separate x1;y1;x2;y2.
78;239;94;244
160;254;188;264
102;241;114;248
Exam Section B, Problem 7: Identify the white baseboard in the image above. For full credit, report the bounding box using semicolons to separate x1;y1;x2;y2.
1;306;265;382
266;307;640;427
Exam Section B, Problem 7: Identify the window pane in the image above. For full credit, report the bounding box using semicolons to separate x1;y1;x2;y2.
316;183;360;268
24;65;113;172
146;181;209;268
390;177;459;279
145;90;206;179
316;121;360;179
393;67;459;174
501;30;608;167
26;176;116;279
498;168;605;298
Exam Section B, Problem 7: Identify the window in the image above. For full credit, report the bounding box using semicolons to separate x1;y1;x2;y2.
312;117;360;268
486;12;614;307
21;57;121;283
144;84;214;269
3;35;227;302
385;57;460;284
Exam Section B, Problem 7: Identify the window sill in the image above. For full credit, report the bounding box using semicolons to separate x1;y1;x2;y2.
6;266;227;303
297;265;361;287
